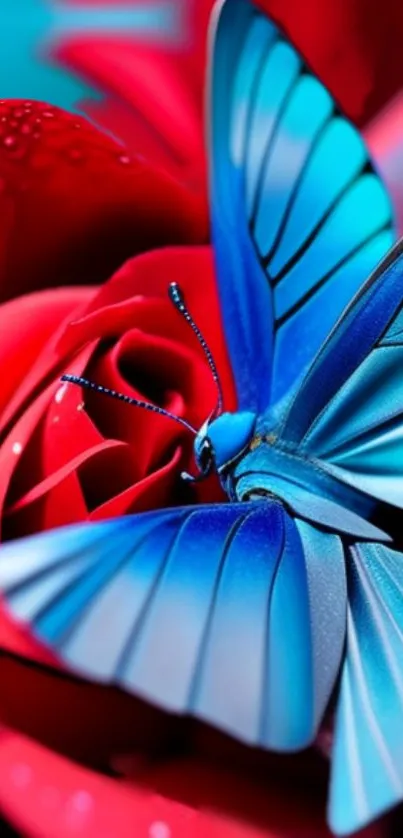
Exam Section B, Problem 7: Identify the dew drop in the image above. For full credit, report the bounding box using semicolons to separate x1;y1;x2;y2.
20;123;32;135
70;790;93;814
3;135;17;150
149;822;171;838
55;383;67;404
13;108;25;119
24;101;33;107
42;109;55;119
118;154;131;165
64;790;93;831
12;442;23;455
73;122;82;130
68;147;84;162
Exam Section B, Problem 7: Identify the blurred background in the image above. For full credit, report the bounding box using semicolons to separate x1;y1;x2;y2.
0;0;402;226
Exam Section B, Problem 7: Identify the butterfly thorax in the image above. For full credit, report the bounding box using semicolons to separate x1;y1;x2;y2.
212;411;385;542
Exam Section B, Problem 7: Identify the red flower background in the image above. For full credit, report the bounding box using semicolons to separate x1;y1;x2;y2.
0;1;403;836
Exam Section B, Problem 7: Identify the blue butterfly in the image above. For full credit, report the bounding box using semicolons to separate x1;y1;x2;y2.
0;0;401;833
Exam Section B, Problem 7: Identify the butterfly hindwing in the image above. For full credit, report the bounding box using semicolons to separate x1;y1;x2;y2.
0;502;346;750
280;239;403;510
330;541;403;835
209;0;394;412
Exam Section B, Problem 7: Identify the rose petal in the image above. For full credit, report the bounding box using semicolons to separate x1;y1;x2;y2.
89;446;183;519
0;602;59;669
6;440;128;516
0;311;95;439
0;348;96;527
70;247;237;414
0;661;179;766
0;101;206;303
84;329;214;471
41;381;104;478
0;723;388;838
55;41;204;177
0;287;93;418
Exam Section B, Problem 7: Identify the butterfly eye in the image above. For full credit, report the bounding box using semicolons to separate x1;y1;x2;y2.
198;437;215;475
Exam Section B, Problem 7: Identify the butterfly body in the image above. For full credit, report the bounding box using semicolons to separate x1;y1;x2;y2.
204;406;382;545
1;0;403;834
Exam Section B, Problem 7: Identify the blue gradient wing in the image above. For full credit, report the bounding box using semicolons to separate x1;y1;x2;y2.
210;0;394;411
329;542;403;835
0;503;346;750
281;239;403;510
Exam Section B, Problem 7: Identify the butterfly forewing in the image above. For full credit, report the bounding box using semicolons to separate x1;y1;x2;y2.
209;0;394;412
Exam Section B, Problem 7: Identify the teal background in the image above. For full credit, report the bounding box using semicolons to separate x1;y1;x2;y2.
0;1;178;111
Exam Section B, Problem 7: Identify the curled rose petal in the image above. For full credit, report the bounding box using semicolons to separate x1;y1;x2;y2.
0;287;94;419
0;246;234;541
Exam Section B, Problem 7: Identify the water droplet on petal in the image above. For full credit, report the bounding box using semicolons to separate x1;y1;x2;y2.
3;135;17;150
74;122;82;130
55;383;67;404
71;791;93;814
13;108;25;119
149;822;171;838
118;154;131;165
24;101;33;107
12;442;22;456
68;147;84;163
64;790;93;830
20;123;32;135
42;109;55;119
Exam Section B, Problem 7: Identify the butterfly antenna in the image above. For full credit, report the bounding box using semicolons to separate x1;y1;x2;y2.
61;374;197;435
168;282;223;416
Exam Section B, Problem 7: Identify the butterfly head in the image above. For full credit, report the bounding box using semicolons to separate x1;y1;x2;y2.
191;411;256;481
61;283;256;487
